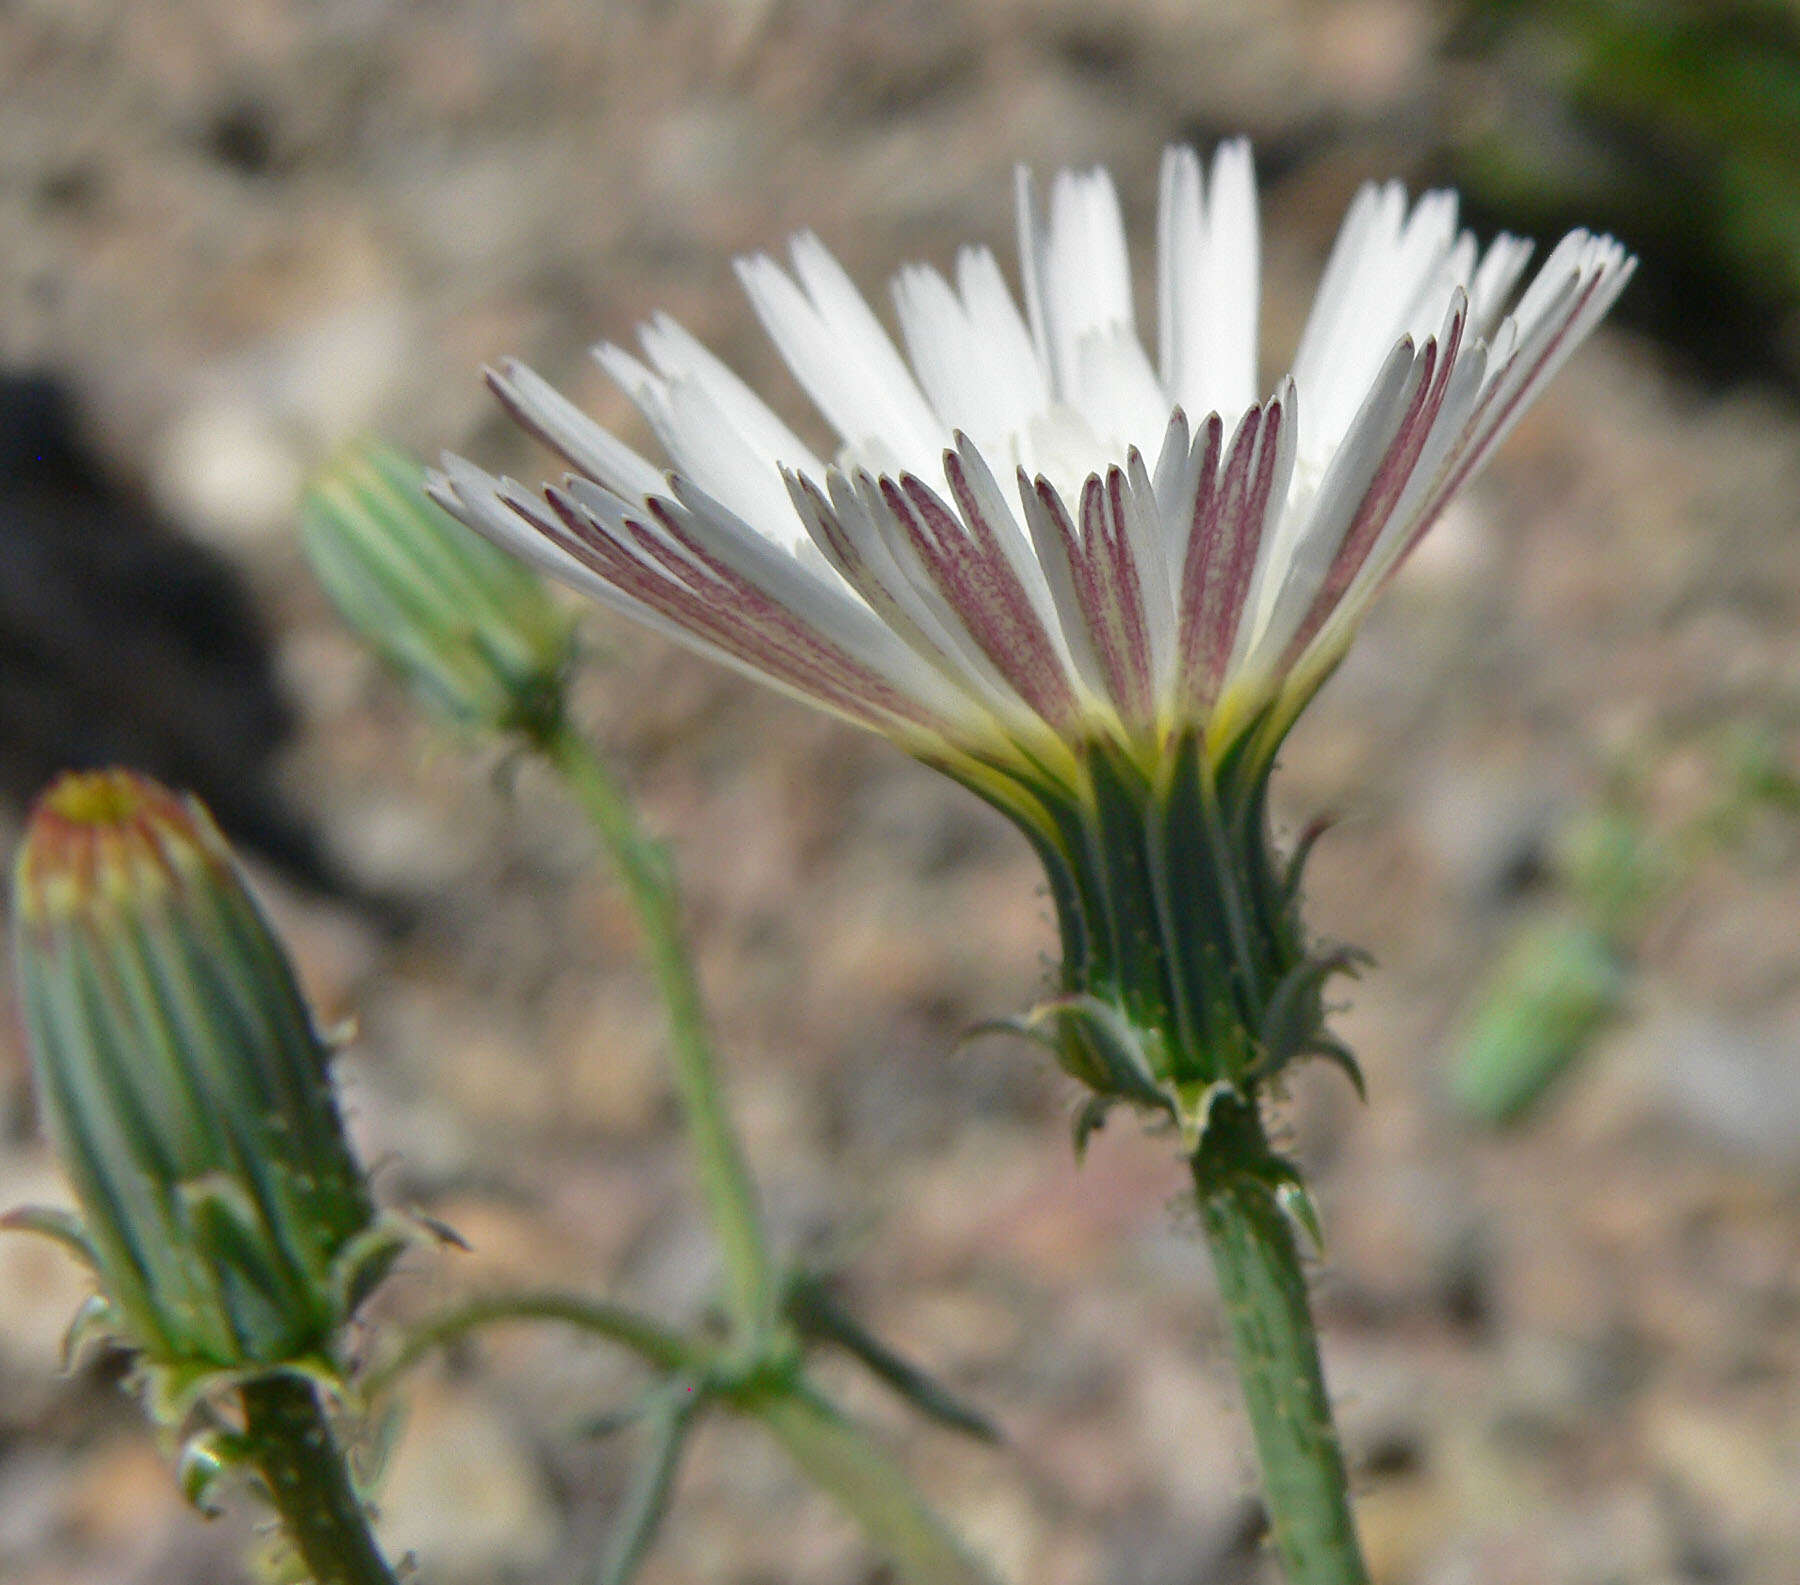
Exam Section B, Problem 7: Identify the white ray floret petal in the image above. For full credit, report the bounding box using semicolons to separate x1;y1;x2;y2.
437;142;1634;771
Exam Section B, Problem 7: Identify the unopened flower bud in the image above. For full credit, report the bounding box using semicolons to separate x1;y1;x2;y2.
303;440;575;739
10;770;392;1404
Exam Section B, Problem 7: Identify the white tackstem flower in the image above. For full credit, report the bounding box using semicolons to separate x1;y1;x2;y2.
434;141;1633;797
427;155;1630;1585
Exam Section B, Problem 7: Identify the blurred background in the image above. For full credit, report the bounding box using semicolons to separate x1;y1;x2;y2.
2;1;1798;1582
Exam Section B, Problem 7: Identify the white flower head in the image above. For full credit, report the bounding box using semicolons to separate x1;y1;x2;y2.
433;142;1633;791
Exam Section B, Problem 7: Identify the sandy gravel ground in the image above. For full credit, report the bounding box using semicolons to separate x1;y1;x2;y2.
1;4;1797;1583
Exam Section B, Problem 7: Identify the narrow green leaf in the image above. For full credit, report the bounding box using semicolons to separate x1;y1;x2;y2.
178;1432;234;1516
0;1204;97;1265
596;1380;704;1585
1253;947;1366;1087
785;1274;1003;1445
1274;1178;1326;1261
1072;1094;1115;1160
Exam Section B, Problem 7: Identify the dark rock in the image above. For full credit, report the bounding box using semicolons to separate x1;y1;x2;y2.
0;373;381;915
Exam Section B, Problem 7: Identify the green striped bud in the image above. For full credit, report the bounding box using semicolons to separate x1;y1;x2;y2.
10;770;397;1416
303;441;575;739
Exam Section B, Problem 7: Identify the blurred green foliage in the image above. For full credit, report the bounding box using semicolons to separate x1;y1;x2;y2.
1449;915;1625;1127
1447;727;1800;1126
1448;0;1800;385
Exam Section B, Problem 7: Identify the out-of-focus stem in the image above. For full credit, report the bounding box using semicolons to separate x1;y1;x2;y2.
754;1388;1002;1585
238;1375;400;1585
1189;1096;1369;1585
540;720;772;1342
364;1289;1004;1585
362;1289;696;1402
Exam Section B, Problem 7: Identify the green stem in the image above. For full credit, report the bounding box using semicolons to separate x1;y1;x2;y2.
753;1387;1001;1585
361;1288;697;1401
541;719;773;1341
1190;1099;1369;1585
534;724;994;1581
238;1374;400;1585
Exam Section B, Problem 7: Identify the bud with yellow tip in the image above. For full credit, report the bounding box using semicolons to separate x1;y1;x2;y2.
10;769;396;1417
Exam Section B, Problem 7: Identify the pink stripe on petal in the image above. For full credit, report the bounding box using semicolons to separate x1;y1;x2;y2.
1389;263;1611;578
541;489;707;604
943;445;1055;632
520;484;674;590
485;364;663;500
1334;259;1614;642
786;468;1017;712
1021;470;1110;698
540;486;953;735
1071;475;1142;722
786;470;859;581
1101;465;1157;727
885;473;1080;728
1176;407;1251;698
1280;301;1465;668
645;496;947;726
1178;399;1283;708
